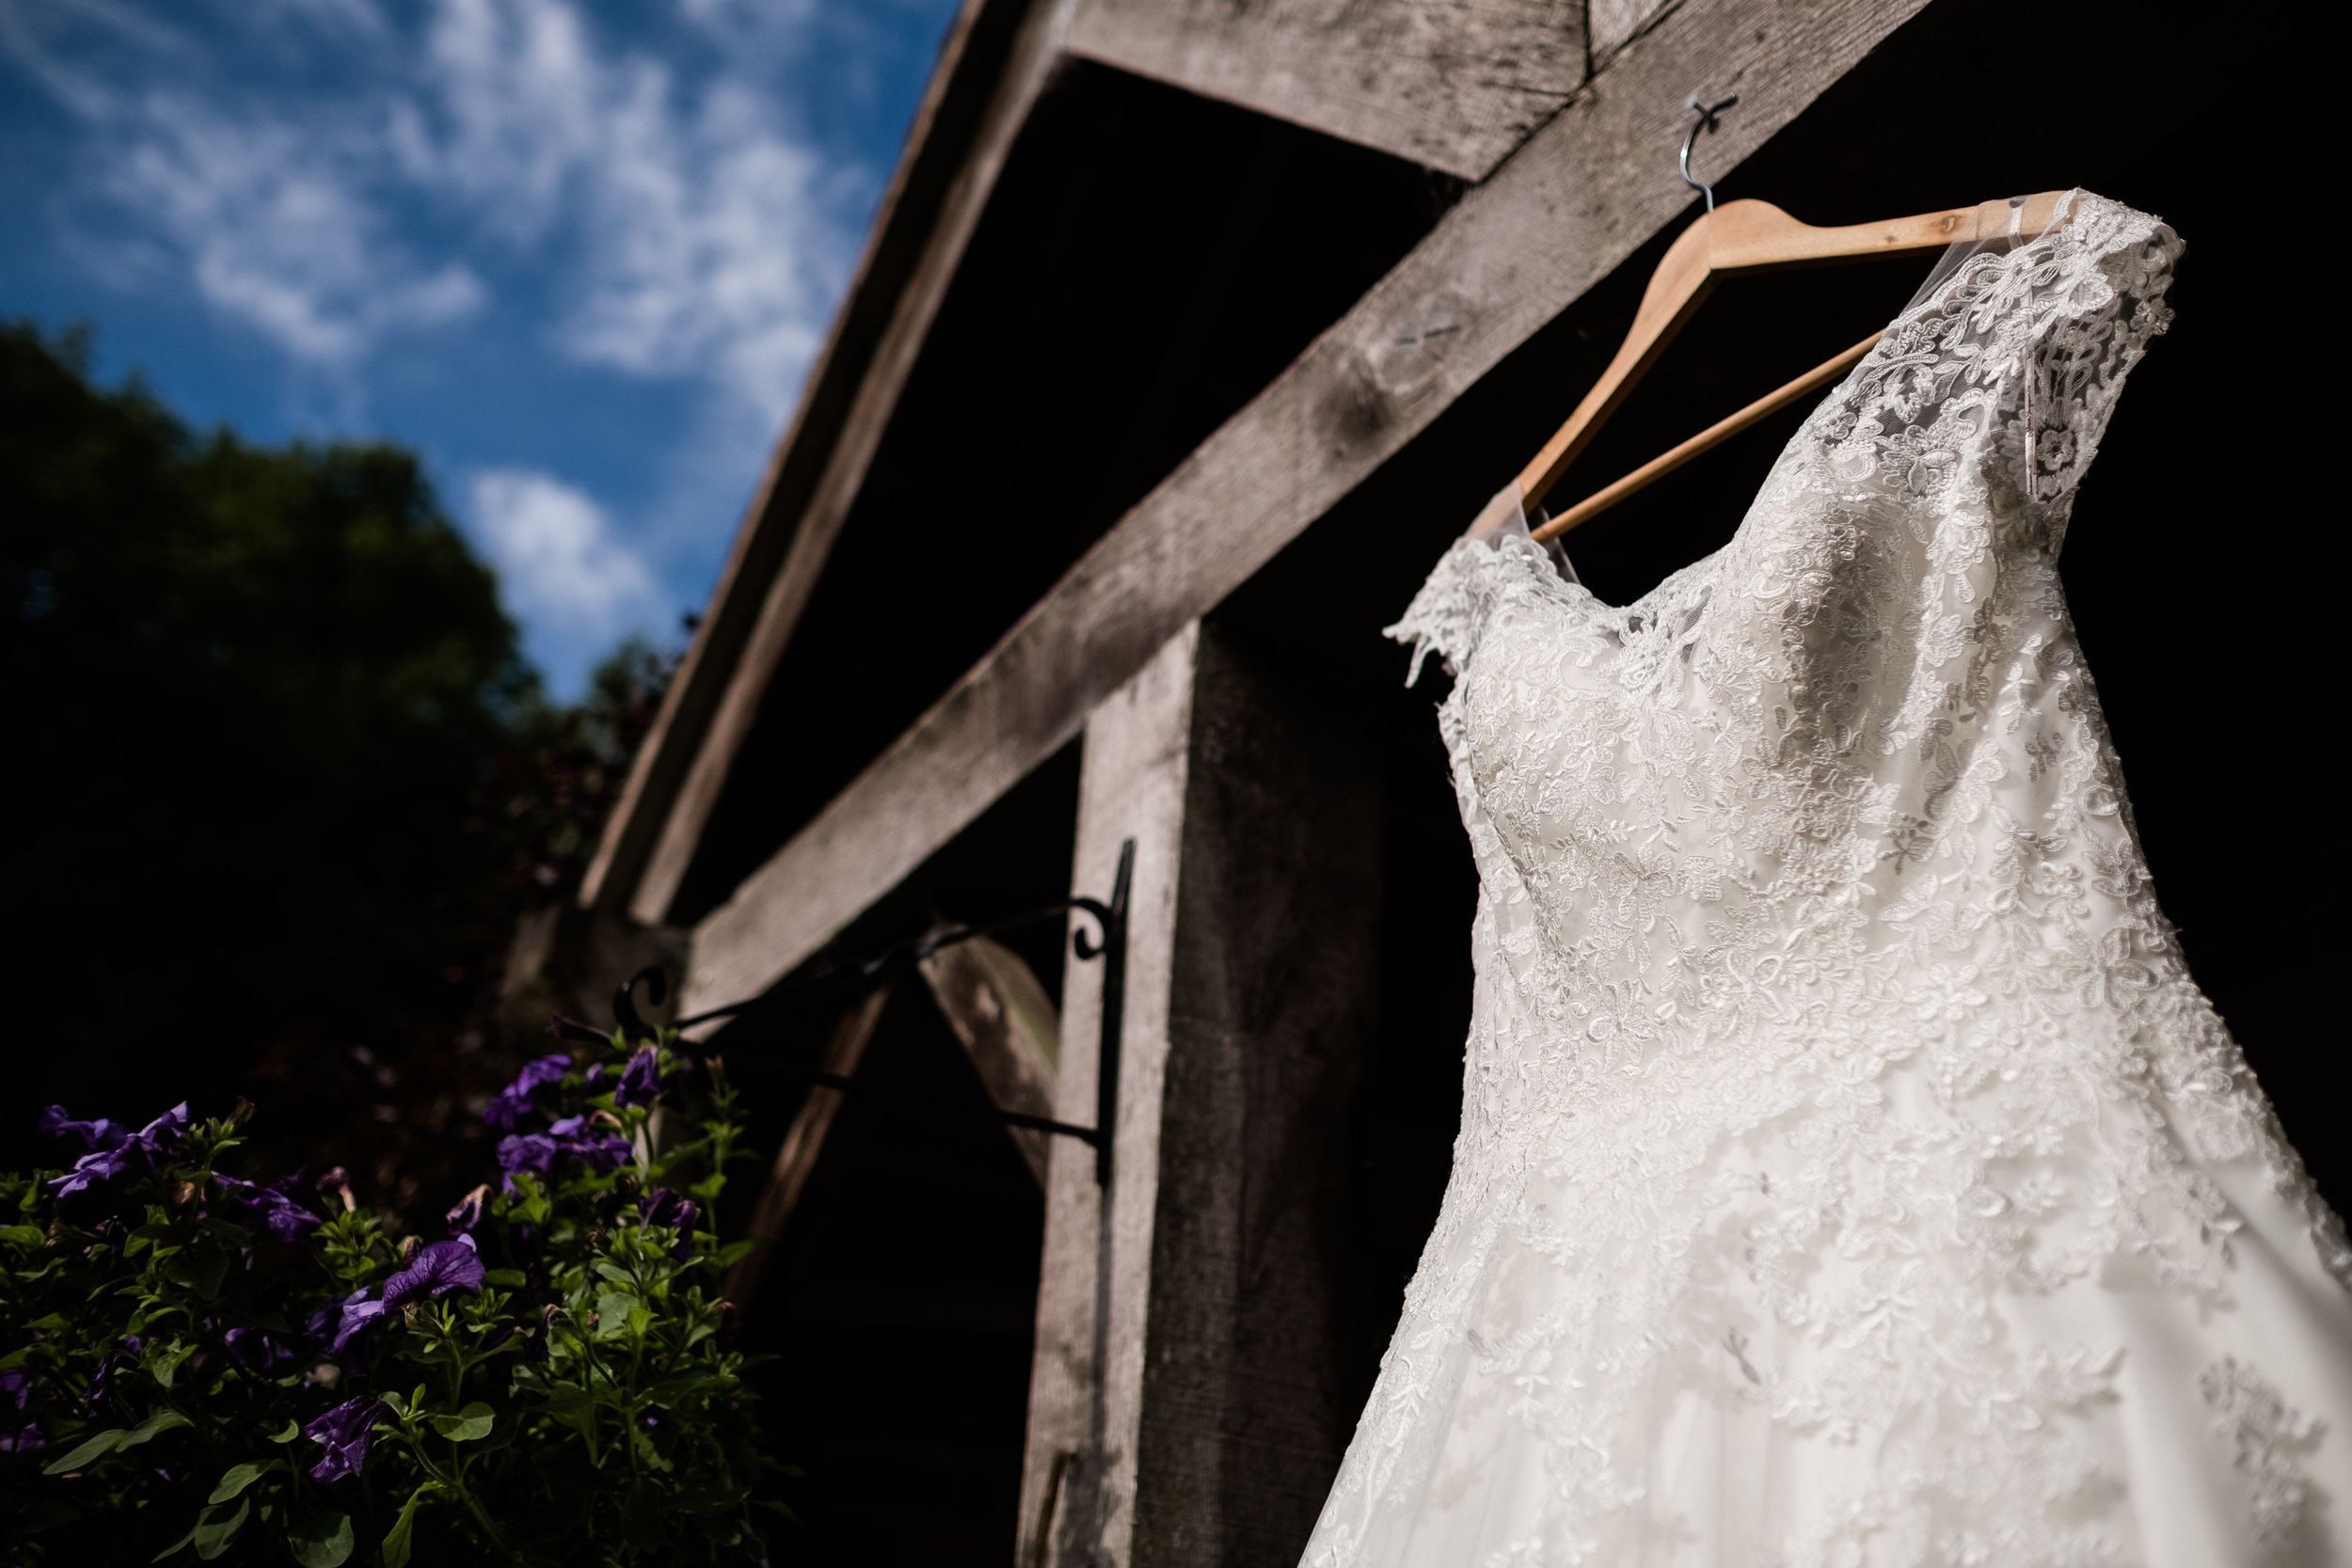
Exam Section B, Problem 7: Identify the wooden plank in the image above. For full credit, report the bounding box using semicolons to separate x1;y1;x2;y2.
575;0;1064;920
1589;0;1679;64
1064;0;1584;181
1128;626;1386;1566
1018;626;1199;1568
681;0;1934;1022
721;988;890;1310
918;932;1061;1183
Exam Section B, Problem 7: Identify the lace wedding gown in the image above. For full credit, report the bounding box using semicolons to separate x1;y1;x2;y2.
1305;192;2352;1567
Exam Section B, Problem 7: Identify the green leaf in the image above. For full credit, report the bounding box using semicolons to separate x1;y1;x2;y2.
596;1291;637;1338
429;1402;495;1443
207;1462;267;1504
0;1224;45;1246
149;1340;199;1389
484;1268;527;1288
266;1418;302;1443
592;1259;635;1287
379;1486;430;1568
151;1526;197;1562
534;1386;597;1435
43;1428;127;1475
672;1486;748;1519
285;1510;355;1568
714;1240;759;1268
119;1409;191;1449
193;1497;250;1560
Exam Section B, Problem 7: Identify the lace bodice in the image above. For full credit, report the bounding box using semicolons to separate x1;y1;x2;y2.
1306;193;2352;1568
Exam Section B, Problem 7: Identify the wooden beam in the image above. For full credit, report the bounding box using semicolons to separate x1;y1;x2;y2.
681;0;1934;1022
721;987;890;1310
918;932;1061;1183
1017;626;1199;1568
1064;0;1586;182
576;0;1066;920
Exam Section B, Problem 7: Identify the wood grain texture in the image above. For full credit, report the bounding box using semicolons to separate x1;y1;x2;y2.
1589;0;1678;63
918;933;1061;1183
1129;626;1384;1567
577;0;1076;925
1017;626;1200;1568
1065;0;1585;180
721;988;890;1309
681;0;1934;1022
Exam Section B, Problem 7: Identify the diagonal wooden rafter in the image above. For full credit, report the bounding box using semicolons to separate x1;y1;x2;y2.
578;0;1084;924
919;933;1062;1185
680;0;1935;1021
723;986;892;1310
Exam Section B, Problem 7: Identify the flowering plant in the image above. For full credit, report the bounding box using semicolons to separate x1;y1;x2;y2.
0;1032;774;1564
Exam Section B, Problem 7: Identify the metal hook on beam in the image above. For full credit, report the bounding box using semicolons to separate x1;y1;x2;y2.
619;837;1138;1187
613;965;668;1044
1678;92;1739;213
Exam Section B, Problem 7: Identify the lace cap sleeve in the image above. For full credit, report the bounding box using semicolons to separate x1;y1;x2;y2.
2016;193;2182;509
1386;483;1565;686
1823;191;2180;531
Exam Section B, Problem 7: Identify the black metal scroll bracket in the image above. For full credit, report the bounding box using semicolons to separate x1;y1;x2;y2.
1072;838;1134;1187
596;836;1136;1187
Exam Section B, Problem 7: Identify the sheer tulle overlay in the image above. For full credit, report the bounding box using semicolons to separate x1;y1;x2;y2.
1307;193;2352;1567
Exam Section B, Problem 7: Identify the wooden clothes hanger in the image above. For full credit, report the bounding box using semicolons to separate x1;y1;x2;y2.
1505;95;2068;546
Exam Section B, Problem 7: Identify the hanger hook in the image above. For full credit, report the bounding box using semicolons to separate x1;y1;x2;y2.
1678;92;1739;213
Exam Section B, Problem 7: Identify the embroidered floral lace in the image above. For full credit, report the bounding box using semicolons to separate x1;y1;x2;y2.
1307;192;2352;1568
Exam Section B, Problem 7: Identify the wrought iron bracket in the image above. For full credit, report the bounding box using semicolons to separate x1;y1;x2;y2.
595;837;1136;1187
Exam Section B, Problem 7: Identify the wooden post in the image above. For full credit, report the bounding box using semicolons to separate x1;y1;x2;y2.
1019;621;1383;1567
1021;624;1199;1568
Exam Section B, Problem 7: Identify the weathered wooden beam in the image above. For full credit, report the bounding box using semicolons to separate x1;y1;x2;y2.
918;932;1061;1183
1140;626;1386;1565
576;0;1069;921
682;0;1933;1021
1016;622;1384;1566
1064;0;1586;181
1018;626;1200;1568
721;988;890;1310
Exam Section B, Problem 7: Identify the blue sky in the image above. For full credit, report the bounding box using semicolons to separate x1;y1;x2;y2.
1;0;963;696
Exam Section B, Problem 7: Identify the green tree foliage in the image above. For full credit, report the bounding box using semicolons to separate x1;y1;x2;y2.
0;322;668;1202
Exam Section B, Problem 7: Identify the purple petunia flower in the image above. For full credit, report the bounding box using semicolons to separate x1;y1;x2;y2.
445;1184;488;1236
0;1420;45;1452
46;1103;189;1197
224;1326;295;1372
383;1237;485;1304
495;1132;561;1177
637;1188;698;1260
0;1370;27;1409
40;1105;130;1152
612;1048;662;1109
328;1290;390;1358
215;1173;322;1243
304;1397;386;1483
497;1118;630;1188
484;1054;571;1131
85;1336;143;1415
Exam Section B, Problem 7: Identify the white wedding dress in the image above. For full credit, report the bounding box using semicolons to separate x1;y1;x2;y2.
1305;192;2352;1567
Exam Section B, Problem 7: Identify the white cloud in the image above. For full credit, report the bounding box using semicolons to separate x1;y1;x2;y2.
108;99;485;365
410;0;856;422
9;0;860;416
469;467;666;688
6;0;882;689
